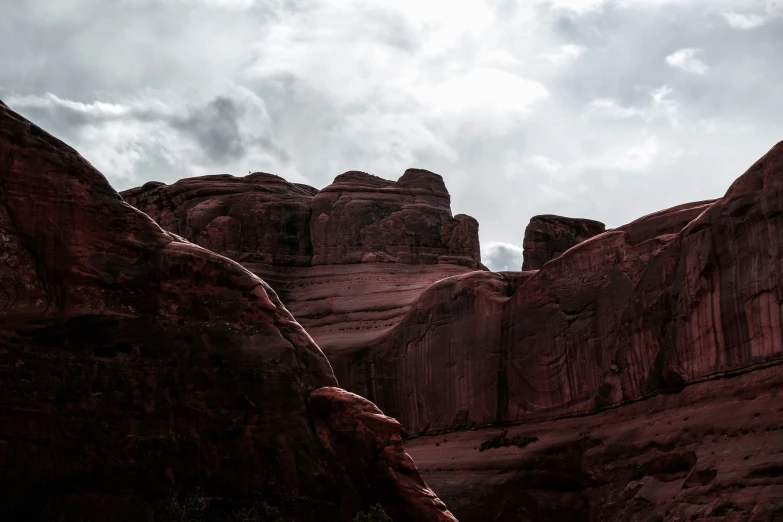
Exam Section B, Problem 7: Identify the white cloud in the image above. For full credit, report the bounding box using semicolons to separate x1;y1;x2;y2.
722;11;767;29
544;44;587;65
586;98;644;119
481;242;523;272
5;0;783;256
648;85;680;128
665;48;709;75
419;68;550;135
528;155;563;173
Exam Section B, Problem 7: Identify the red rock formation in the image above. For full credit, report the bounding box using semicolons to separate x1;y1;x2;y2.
0;100;452;522
343;141;783;435
331;271;511;433
521;214;605;270
310;170;480;268
408;364;783;521
333;140;783;520
122;168;483;359
615;199;716;245
122;169;481;269
309;388;457;522
121;173;317;266
247;262;474;357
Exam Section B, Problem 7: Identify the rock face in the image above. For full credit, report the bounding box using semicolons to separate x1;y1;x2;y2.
122;168;483;357
121;173;318;266
310;170;480;267
329;140;783;520
521;214;605;270
247;262;474;357
122;169;480;269
309;388;456;522
0;101;454;522
408;364;783;521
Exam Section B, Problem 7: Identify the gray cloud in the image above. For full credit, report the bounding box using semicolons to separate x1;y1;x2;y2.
1;0;782;260
172;97;247;163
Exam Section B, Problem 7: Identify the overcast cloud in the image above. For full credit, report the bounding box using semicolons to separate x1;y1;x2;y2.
2;0;782;270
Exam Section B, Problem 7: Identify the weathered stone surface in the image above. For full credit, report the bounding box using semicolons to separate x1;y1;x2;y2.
121;172;317;266
333;139;783;442
0;100;452;522
521;214;605;270
311;169;480;268
246;263;475;356
309;388;458;522
331;271;511;433
408;364;783;521
121;169;481;270
615;199;716;245
122;168;483;362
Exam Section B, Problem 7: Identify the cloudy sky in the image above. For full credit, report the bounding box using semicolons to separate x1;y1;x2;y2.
2;0;782;271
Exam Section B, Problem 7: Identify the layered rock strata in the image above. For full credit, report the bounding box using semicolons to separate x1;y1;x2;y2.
122;169;481;269
0;100;454;522
336;141;783;437
122;168;483;355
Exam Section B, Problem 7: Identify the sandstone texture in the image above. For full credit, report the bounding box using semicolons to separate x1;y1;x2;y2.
409;364;783;521
327;139;783;520
0;100;452;522
246;262;473;356
309;170;480;268
122;168;483;357
521;214;605;270
122;169;480;269
341;140;783;437
309;388;457;522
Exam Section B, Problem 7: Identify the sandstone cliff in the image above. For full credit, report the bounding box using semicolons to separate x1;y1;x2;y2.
0;100;455;522
121;166;483;357
122;168;480;269
335;141;783;520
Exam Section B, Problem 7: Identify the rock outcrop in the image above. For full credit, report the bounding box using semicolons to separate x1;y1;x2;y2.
122;169;480;269
0;100;453;522
521;215;605;270
326;140;783;520
122;168;483;357
310;170;480;267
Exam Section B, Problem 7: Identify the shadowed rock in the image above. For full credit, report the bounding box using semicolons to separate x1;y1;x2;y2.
521;215;605;270
0;100;454;522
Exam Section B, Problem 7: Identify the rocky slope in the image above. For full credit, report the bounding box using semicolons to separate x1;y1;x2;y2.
0;100;455;522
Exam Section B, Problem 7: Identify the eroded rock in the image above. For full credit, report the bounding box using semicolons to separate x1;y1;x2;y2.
0;100;453;522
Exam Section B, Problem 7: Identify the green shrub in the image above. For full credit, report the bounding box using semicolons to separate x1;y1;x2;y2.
353;504;392;522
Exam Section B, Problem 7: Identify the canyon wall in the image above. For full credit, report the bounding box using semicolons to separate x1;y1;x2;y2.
0;100;455;522
122;166;483;358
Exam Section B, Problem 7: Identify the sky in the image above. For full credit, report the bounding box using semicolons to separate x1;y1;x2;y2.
2;0;782;271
